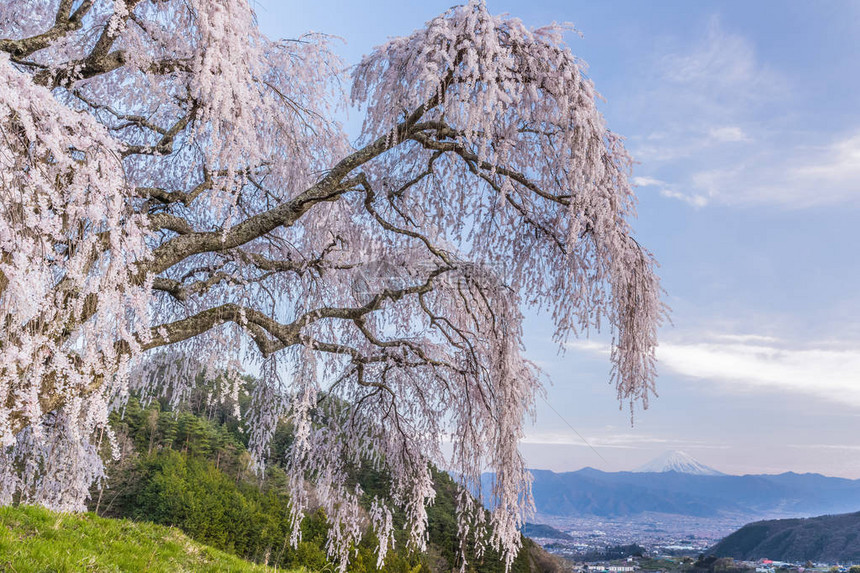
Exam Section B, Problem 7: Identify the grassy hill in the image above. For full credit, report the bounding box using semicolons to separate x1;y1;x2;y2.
0;505;300;572
710;511;860;561
0;373;567;572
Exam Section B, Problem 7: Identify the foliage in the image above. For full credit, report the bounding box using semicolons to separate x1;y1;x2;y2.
0;0;662;569
520;523;574;541
124;450;420;572
95;396;413;572
690;555;752;573
0;504;299;572
637;558;684;570
91;392;561;572
710;511;860;562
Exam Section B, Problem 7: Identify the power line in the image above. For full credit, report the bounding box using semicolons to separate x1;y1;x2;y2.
538;394;609;467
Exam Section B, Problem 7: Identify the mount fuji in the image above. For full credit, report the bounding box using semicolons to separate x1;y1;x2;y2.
483;452;860;520
635;450;725;476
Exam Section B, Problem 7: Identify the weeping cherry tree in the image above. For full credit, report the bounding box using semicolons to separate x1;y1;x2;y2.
0;0;663;569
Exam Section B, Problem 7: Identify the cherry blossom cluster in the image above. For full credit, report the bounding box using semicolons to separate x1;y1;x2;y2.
0;1;662;570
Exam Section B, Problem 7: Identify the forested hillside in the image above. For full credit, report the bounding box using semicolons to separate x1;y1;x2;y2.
711;511;860;561
84;374;565;572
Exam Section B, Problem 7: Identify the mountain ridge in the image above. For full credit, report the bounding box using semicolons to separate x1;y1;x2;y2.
482;466;860;520
711;511;860;561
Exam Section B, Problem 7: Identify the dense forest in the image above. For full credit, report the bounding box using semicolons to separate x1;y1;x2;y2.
86;373;565;572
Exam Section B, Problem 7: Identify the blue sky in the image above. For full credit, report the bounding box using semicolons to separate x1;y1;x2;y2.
255;1;860;477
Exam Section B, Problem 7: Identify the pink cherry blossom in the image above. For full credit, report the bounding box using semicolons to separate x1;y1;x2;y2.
0;1;662;570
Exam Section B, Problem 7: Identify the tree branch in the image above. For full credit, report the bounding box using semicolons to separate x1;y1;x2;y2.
0;0;93;59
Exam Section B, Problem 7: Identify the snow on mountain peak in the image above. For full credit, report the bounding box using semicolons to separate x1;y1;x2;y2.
635;450;724;476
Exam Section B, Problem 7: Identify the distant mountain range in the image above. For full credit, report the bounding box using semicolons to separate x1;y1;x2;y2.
483;452;860;520
711;511;860;562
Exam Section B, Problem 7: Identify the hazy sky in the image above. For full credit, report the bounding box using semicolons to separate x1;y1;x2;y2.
255;1;860;478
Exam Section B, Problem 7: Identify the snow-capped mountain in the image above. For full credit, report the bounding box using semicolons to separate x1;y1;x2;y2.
483;465;860;520
635;450;724;476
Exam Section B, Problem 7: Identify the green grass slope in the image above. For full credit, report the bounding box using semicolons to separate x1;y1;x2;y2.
0;505;303;573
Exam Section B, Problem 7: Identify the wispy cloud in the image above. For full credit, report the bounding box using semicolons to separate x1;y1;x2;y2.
569;335;860;407
625;18;778;207
631;176;663;187
632;176;709;207
629;16;860;209
792;134;860;185
790;444;860;452
522;429;721;450
658;341;860;404
711;333;779;344
631;17;779;157
684;130;860;208
658;17;782;110
708;126;750;143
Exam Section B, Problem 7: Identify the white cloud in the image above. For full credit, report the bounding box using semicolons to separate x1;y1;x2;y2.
782;134;860;204
686;131;860;208
658;342;860;403
632;18;860;209
793;134;860;181
631;176;664;187
625;18;859;208
643;17;781;143
521;430;718;450
708;126;749;143
631;176;709;207
624;18;785;207
569;335;860;408
658;188;709;208
790;444;860;452
659;17;780;104
567;339;610;356
712;333;779;344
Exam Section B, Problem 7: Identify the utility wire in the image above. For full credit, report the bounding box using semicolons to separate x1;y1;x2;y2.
538;394;609;467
